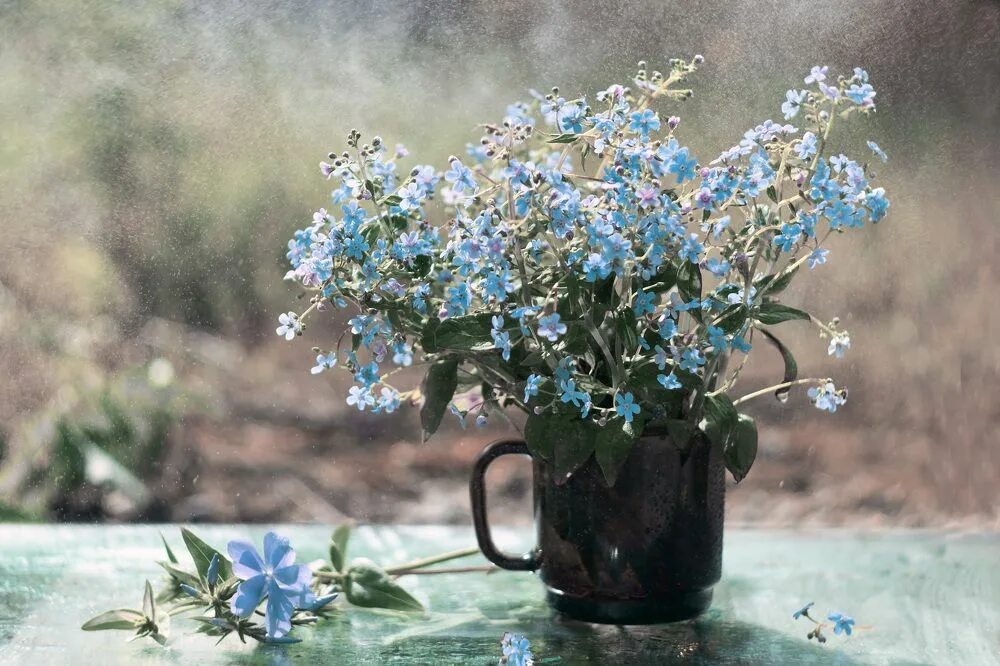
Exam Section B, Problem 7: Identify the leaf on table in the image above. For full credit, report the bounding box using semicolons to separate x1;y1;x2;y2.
81;609;145;631
344;559;424;612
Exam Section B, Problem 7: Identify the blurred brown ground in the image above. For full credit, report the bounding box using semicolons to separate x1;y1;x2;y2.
0;0;997;526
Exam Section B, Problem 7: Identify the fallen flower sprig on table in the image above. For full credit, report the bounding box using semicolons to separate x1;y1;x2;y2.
792;601;872;643
81;524;482;645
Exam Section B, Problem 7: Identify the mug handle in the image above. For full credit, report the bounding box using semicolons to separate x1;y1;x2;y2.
469;438;541;571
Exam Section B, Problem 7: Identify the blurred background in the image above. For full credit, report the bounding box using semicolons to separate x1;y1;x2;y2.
0;0;997;527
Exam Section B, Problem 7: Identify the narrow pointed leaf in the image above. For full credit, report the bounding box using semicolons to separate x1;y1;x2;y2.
159;532;178;564
157;561;200;588
142;581;155;620
547;133;579;144
758;327;798;401
181;528;233;581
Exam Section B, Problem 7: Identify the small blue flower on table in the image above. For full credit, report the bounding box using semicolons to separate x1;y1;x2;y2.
828;612;856;636
792;601;814;620
500;632;533;666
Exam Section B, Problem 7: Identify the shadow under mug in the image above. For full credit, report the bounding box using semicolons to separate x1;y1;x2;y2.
469;433;725;624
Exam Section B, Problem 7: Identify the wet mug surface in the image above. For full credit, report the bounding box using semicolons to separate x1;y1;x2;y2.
470;431;725;624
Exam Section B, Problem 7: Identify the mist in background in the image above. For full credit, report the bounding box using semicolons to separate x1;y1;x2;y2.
1;0;997;525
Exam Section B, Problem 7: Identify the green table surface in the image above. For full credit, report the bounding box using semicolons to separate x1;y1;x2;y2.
0;525;997;665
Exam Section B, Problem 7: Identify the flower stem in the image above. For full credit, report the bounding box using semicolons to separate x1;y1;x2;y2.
384;546;480;575
391;565;498;576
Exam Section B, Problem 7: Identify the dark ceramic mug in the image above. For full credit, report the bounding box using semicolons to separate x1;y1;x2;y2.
470;431;725;624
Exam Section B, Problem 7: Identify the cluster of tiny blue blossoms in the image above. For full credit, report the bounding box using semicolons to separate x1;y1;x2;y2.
279;57;888;442
793;602;860;643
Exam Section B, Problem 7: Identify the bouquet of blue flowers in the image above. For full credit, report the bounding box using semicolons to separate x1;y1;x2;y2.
281;57;888;485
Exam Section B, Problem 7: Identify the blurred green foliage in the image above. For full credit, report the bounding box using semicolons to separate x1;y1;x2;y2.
11;364;190;521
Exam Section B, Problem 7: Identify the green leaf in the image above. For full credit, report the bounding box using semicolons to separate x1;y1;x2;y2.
701;394;738;450
725;414;758;482
419;358;459;441
663;418;696;451
754;266;799;297
344;559;424;612
420;313;498;352
142;581;155;620
330;522;353;572
677;261;703;318
181;528;232;581
594;420;639;487
379;194;402;206
547;133;579;144
523;411;555;460
551;418;597;481
614;310;639;354
766;185;779;203
714;304;749;334
160;532;178;564
81;609;145;631
758;328;798;402
411;254;432;278
644;263;678;293
519;350;545;367
54;420;87;489
755;302;810;325
0;502;39;522
157;561;200;588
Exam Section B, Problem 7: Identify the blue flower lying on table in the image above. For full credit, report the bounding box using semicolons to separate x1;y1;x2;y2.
82;525;486;648
500;632;534;666
793;601;865;643
827;611;856;636
792;601;815;620
228;532;320;640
